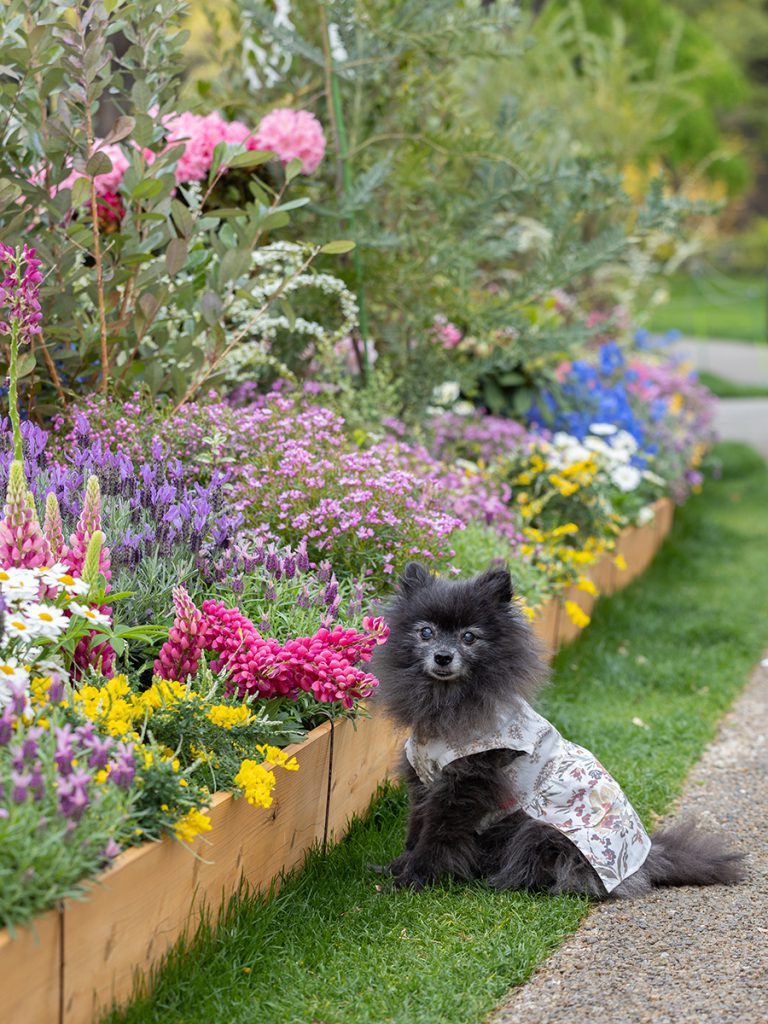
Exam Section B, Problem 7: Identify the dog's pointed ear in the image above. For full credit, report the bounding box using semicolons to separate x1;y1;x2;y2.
478;567;513;604
399;561;432;595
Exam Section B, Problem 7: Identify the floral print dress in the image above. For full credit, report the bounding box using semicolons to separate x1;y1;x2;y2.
405;697;651;893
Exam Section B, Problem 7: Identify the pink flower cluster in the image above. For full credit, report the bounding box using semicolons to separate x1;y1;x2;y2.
252;108;325;175
0;244;43;344
154;586;388;708
0;466;114;675
162;111;255;183
432;315;463;349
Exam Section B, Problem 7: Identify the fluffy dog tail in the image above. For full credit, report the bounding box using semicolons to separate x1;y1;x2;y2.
646;819;746;888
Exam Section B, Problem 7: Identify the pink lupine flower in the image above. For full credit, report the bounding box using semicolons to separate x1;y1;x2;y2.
153;585;207;681
253;108;326;174
0;461;52;569
66;475;111;583
200;599;287;698
153;592;385;707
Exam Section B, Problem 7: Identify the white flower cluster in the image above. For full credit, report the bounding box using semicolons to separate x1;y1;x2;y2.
0;566;112;704
546;423;664;494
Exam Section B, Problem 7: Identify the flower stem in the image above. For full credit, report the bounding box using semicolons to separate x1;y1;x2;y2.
8;319;23;463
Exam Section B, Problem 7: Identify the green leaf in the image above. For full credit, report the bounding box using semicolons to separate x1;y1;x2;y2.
86;151;113;177
104;115;135;145
202;207;246;220
165;237;188;277
320;239;356;255
228;149;274;170
171;199;194;238
200;291;223;326
209;141;227;182
285;157;303;183
131;177;164;201
16;353;36;378
71;177;91;209
0;178;22;207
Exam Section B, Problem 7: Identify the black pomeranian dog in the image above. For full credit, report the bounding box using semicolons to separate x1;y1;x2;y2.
371;562;745;899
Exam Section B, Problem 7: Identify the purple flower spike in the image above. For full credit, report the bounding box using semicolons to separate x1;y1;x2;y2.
0;708;13;746
102;837;121;861
11;770;32;803
87;735;113;770
29;762;45;799
57;768;91;821
109;744;136;790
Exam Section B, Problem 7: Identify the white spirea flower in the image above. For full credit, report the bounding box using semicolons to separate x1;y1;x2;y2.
431;381;461;406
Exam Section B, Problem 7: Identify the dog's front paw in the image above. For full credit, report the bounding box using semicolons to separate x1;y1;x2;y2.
391;857;433;892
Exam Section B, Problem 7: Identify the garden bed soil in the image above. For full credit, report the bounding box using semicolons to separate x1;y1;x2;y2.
1;499;675;1024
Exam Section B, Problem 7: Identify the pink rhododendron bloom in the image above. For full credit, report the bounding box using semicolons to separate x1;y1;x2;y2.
253;108;326;175
163;111;230;183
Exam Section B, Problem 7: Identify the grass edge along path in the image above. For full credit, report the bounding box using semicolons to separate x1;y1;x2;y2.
108;442;768;1024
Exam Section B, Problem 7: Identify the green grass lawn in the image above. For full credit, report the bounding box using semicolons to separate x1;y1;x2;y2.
648;273;767;343
697;370;768;399
107;443;768;1024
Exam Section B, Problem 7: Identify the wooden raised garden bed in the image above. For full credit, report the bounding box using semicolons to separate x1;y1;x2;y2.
2;498;674;1024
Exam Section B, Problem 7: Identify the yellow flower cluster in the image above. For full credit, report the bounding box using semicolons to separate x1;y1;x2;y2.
173;807;213;843
564;600;591;629
74;676;139;738
207;704;253;729
256;745;300;771
234;759;278;808
135;679;191;712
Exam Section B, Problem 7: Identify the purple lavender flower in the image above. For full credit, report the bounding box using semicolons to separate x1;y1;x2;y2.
58;769;91;821
0;707;13;746
11;770;33;803
53;725;75;776
109;744;136;790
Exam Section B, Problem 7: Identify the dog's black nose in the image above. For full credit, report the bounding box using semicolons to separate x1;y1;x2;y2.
434;652;454;666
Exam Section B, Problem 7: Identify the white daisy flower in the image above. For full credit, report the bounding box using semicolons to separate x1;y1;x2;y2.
68;604;112;627
0;658;31;702
612;430;638;452
53;573;90;597
22;603;69;639
0;568;41;601
5;614;32;637
589;422;617;436
611;465;642;492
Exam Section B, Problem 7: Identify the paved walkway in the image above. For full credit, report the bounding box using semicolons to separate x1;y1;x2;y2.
667;337;768;457
670;337;768;386
489;659;768;1024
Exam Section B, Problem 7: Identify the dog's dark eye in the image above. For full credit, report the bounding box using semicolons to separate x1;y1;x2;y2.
419;626;433;640
461;631;476;645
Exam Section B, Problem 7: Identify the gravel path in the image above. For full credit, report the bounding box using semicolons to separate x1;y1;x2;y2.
489;659;768;1024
